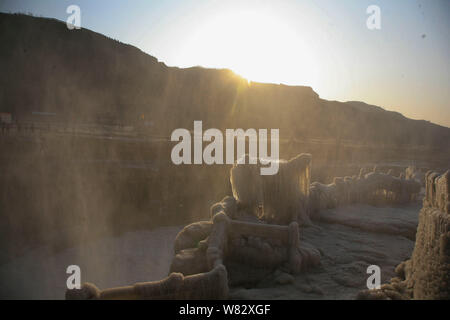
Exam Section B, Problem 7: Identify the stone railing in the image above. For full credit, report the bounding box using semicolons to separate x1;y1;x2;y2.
66;264;228;300
309;167;421;214
66;156;425;300
66;196;320;300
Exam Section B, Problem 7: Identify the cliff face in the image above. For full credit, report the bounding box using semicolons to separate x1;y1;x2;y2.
1;13;449;149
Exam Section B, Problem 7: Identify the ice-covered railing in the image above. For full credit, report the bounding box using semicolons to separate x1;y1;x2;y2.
66;196;320;300
309;166;421;214
66;154;423;300
65;265;228;300
65;210;232;300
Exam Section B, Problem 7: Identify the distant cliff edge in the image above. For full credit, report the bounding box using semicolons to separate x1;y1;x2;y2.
0;13;449;149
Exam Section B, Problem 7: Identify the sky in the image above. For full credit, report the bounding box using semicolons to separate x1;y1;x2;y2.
1;0;449;127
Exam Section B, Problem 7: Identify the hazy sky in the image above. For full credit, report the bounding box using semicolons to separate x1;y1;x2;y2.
1;0;449;127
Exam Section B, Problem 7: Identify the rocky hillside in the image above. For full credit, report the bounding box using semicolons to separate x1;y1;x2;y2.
1;13;449;148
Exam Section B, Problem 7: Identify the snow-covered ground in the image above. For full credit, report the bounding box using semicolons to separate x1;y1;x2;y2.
0;203;421;300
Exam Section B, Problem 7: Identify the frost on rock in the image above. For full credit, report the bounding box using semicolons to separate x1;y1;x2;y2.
309;167;421;216
65;154;441;300
358;170;450;300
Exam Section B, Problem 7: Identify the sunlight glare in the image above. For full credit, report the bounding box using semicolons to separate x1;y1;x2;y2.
182;8;319;88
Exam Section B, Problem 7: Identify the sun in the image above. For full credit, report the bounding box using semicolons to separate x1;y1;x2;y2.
181;8;319;88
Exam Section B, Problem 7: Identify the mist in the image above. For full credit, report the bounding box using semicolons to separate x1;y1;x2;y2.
0;12;449;300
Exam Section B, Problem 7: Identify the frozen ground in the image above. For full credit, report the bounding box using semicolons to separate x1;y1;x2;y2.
230;203;420;300
0;203;420;300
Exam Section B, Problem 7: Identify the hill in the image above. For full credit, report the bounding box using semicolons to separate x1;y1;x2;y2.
0;13;449;148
